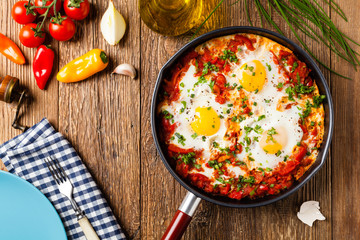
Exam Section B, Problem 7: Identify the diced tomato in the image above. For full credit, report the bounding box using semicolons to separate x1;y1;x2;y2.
241;186;254;198
278;160;299;176
203;181;214;193
287;56;296;66
223;64;231;73
300;124;308;135
210;56;218;64
279;50;292;59
162;118;176;140
305;77;313;87
254;172;264;183
311;128;318;136
258;185;269;192
293;146;307;162
176;163;190;178
215;95;226;104
215;74;226;86
236;144;243;154
242;107;250;114
228;190;243;200
212;85;221;94
301;157;313;167
168;144;194;154
234;35;255;51
219;184;231;195
270;51;279;65
189;173;211;190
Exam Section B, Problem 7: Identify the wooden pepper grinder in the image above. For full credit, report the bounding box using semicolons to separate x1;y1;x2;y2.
0;75;29;132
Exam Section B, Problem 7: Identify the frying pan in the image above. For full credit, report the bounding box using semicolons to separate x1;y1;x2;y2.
151;26;334;240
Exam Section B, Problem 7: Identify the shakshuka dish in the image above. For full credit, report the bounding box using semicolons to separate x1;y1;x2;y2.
157;34;325;200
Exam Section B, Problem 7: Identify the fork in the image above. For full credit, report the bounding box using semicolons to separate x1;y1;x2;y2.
45;156;100;240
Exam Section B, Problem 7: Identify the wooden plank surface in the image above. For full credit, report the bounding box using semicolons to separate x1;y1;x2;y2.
0;0;359;239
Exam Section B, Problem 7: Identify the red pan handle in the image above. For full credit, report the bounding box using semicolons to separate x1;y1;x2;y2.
161;192;201;240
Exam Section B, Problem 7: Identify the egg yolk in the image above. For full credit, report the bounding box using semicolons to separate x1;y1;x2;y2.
191;107;220;136
259;127;288;154
240;60;266;92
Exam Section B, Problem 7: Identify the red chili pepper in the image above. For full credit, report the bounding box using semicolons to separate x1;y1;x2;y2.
33;45;54;90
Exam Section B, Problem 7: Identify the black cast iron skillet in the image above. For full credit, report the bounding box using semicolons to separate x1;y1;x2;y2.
151;26;334;240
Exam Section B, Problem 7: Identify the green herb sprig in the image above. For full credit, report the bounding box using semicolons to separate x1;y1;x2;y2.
192;0;359;79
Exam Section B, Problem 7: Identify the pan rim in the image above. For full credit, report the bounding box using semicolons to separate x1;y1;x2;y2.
151;26;334;208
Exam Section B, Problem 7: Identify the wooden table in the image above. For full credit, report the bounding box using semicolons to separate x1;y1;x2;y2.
1;1;359;239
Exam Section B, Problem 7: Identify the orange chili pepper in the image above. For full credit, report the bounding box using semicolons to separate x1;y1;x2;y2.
0;33;25;65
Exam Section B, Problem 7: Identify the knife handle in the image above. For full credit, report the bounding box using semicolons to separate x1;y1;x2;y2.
78;216;100;240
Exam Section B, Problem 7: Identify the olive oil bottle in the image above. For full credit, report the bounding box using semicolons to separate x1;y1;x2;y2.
139;0;204;36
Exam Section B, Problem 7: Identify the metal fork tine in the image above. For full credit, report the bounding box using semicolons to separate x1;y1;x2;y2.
45;157;60;184
47;157;65;183
51;156;68;181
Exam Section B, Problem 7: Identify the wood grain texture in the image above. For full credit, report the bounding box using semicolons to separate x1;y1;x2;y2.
0;0;359;239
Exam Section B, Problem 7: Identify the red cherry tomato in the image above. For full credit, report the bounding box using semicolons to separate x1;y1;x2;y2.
12;1;37;24
34;0;61;16
19;23;45;48
63;0;90;20
49;16;76;41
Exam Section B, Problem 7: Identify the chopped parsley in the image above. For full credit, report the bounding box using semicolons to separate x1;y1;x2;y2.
291;62;298;73
295;84;315;94
162;110;173;119
194;164;202;169
191;133;198;139
276;82;284;89
313;95;326;108
254;125;263;134
285;87;296;101
266;63;272;71
220;49;238;62
209;79;215;91
181;152;195;164
180;101;186;113
174;132;186;146
242;176;255;183
267;127;278;143
299;100;312;120
258;115;266;121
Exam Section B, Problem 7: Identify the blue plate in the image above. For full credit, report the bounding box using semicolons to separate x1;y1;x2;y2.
0;170;67;240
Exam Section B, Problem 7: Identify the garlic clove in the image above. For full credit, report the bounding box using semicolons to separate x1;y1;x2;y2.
100;0;126;45
297;201;325;227
112;64;137;79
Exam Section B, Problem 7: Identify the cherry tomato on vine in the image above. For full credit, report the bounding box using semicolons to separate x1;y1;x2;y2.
49;16;76;41
34;0;62;16
63;0;90;20
12;1;37;24
19;23;45;48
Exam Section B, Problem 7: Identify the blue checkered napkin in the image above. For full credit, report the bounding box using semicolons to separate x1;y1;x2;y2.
0;118;126;240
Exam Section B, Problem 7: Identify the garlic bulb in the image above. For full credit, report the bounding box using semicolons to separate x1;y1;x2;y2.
100;0;126;45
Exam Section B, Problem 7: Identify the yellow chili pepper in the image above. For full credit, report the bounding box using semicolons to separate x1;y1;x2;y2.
57;49;109;83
